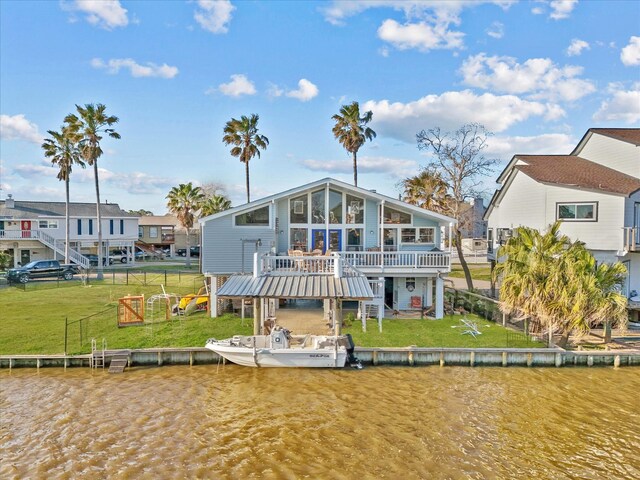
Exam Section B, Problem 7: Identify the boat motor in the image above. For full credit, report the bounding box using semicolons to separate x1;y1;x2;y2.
340;334;363;369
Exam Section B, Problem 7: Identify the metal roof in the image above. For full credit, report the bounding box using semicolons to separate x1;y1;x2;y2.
217;274;374;300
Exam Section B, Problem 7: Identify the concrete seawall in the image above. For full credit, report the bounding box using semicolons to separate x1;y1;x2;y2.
1;347;639;369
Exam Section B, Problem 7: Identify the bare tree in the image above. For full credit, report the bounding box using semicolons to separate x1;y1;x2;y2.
416;123;498;291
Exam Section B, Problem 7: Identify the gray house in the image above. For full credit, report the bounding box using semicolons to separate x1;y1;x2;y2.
200;178;456;319
0;195;139;268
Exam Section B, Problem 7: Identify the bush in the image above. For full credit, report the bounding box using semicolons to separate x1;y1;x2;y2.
0;251;10;270
343;312;356;327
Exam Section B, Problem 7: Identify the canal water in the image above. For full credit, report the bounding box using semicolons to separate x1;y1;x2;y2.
1;366;639;479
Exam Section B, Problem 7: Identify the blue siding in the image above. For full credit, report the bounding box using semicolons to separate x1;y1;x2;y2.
276;199;289;253
364;199;379;249
201;214;275;275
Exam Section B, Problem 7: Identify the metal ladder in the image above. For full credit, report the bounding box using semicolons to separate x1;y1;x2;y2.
91;338;107;369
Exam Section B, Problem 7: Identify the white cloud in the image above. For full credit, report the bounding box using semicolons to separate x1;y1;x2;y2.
301;156;418;177
566;39;589;57
593;83;640;123
362;90;563;143
485;133;576;157
322;1;515;26
214;74;256;97
531;6;544;14
90;58;179;78
194;0;235;34
486;21;504;39
377;19;464;52
322;1;514;52
63;0;129;29
267;83;284;98
285;79;319;102
621;36;640;66
549;0;578;20
0;114;43;144
459;53;596;102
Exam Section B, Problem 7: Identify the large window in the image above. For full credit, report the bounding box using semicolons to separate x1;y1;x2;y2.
401;227;435;244
311;190;325;224
149;227;158;238
383;207;411;224
346;194;364;224
38;220;58;229
383;228;397;249
235;205;270;226
290;194;308;224
557;202;597;222
290;228;308;251
329;190;342;224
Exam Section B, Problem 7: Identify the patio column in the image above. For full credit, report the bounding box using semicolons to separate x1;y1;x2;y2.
435;276;444;319
210;275;218;318
426;277;433;307
253;298;261;335
334;299;342;335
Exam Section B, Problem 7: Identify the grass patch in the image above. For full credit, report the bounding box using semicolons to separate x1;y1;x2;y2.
345;316;544;349
449;265;492;281
0;281;544;354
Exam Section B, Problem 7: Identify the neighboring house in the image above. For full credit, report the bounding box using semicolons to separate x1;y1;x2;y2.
200;178;456;319
0;195;139;268
459;197;487;240
485;128;640;299
137;215;200;256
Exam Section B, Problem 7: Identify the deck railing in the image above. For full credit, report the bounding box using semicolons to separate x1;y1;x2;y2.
340;251;450;270
261;255;337;275
0;229;91;268
623;227;639;252
259;250;451;276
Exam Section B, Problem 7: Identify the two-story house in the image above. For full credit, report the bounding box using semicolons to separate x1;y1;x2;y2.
200;178;455;320
0;195;139;268
137;214;200;256
485;128;640;299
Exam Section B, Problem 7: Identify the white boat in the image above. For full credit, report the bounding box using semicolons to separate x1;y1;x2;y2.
205;327;361;368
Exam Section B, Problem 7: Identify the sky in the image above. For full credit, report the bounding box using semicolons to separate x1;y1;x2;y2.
1;0;639;214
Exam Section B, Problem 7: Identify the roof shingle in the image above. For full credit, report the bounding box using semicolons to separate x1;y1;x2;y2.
514;155;640;196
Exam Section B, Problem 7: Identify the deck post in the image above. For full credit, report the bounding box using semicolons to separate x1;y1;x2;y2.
210;275;218;318
334;299;342;336
435;276;444;319
253;298;261;335
426;278;433;307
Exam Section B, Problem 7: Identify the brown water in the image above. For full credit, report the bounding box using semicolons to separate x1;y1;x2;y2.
1;366;639;480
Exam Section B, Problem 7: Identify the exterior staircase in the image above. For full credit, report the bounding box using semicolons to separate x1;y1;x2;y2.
35;230;91;268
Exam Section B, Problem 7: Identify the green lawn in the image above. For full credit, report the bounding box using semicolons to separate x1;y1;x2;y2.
345;317;543;348
449;264;492;281
0;280;543;355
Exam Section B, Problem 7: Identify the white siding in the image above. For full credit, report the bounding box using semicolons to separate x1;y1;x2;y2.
487;172;547;233
544;186;625;251
578;133;640;178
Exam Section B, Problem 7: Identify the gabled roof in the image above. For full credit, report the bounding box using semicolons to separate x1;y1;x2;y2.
572;128;640;155
199;177;457;225
0;200;136;219
138;215;179;226
513;155;640;196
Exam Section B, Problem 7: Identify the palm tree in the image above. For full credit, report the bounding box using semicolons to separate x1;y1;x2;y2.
65;104;120;279
401;169;452;213
222;114;269;203
494;222;627;347
166;183;205;268
42;125;85;264
332;101;376;187
200;194;232;217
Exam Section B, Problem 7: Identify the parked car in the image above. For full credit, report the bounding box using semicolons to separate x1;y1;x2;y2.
177;246;200;257
7;260;78;284
87;254;114;266
110;249;131;264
